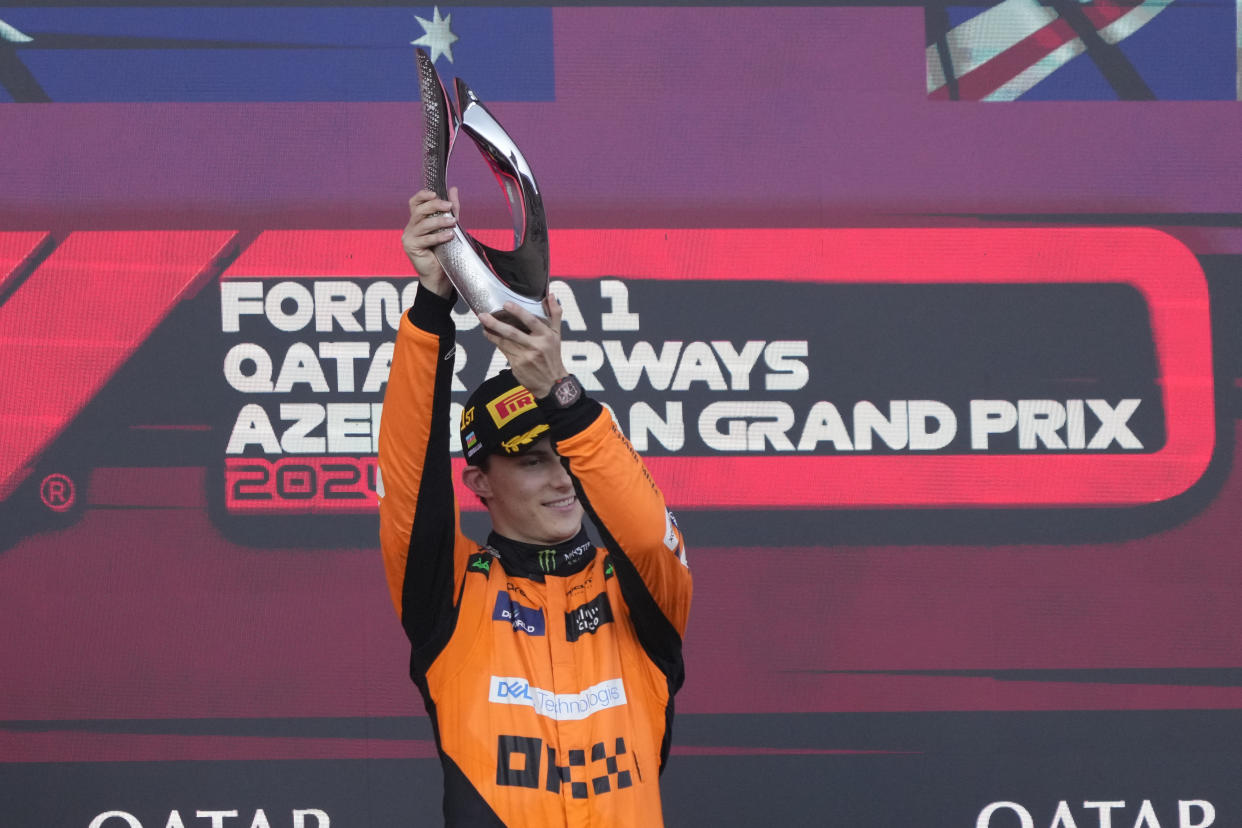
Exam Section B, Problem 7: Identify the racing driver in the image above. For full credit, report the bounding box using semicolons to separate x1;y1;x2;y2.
378;189;693;826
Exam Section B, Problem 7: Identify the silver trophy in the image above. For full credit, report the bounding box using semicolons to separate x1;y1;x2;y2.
417;49;549;329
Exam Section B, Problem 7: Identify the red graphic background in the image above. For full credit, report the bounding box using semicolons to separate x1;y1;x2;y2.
2;4;1242;826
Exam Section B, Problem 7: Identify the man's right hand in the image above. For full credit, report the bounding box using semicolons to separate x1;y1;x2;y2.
402;188;460;299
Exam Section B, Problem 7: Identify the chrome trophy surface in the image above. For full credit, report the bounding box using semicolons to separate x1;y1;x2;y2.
416;49;550;328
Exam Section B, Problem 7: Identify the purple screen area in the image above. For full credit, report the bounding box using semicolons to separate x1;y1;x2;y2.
2;4;1241;827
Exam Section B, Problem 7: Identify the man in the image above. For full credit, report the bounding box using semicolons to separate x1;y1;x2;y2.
378;189;692;826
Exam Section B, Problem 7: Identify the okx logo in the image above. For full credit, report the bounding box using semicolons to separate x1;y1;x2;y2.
496;735;634;799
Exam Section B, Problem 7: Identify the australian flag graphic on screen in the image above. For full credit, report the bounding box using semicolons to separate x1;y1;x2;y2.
926;0;1239;100
0;5;552;102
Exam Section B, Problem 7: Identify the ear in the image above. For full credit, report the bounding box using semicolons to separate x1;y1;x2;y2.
461;465;492;500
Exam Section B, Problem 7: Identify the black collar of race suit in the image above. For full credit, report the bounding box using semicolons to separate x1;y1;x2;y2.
486;526;594;581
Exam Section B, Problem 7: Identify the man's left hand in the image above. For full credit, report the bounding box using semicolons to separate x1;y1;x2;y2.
478;295;566;399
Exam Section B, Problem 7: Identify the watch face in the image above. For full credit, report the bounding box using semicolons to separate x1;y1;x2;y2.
554;377;581;407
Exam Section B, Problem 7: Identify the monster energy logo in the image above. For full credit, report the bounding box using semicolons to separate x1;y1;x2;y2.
538;549;557;572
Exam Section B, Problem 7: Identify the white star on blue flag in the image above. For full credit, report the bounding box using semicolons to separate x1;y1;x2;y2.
412;6;459;64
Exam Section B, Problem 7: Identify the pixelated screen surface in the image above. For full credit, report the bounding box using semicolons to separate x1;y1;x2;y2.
2;3;1241;826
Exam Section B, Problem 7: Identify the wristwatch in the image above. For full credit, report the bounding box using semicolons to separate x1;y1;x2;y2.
541;374;584;410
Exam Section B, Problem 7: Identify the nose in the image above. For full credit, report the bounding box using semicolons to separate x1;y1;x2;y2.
550;457;574;491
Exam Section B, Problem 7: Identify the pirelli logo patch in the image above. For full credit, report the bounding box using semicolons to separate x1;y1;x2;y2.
487;387;537;427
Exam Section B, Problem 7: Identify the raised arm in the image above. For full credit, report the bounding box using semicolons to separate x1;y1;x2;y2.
479;300;692;638
400;187;459;300
378;190;475;655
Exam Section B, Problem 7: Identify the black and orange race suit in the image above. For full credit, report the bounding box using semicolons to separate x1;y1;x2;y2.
378;288;692;827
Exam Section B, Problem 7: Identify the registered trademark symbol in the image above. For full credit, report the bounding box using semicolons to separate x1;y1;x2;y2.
39;473;76;512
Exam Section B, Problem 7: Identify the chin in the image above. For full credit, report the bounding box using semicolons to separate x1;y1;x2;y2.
547;516;583;543
543;505;583;532
550;524;581;543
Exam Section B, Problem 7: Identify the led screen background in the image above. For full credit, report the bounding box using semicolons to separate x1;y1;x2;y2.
2;2;1242;826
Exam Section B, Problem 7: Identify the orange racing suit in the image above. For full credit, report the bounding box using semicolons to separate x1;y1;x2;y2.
378;288;693;826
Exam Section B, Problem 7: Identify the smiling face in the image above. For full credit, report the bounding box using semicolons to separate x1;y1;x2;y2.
462;438;584;545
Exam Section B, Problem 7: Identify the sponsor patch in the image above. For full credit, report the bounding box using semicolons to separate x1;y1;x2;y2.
496;734;633;798
492;591;545;636
565;539;594;565
665;511;688;566
489;676;627;721
487;386;537;427
536;548;557;573
663;511;679;551
565;593;614;642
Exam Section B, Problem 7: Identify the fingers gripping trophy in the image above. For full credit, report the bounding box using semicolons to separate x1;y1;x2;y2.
416;48;550;331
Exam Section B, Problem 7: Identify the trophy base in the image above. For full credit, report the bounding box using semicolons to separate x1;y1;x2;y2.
435;226;549;330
